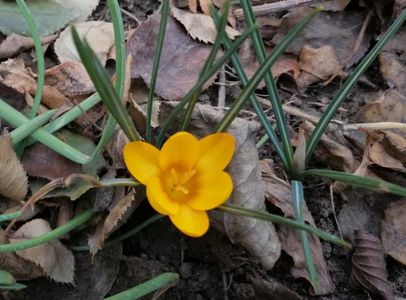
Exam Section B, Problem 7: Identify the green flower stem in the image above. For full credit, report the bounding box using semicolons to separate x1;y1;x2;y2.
0;97;90;163
0;209;93;253
256;134;269;148
212;12;288;170
303;169;406;197
156;25;257;147
15;0;44;119
105;273;179;300
180;2;230;131
292;180;318;288
305;8;406;164
240;1;295;170
0;212;22;223
10;109;56;145
214;8;321;140
218;203;351;249
99;178;141;187
70;214;164;251
146;0;169;142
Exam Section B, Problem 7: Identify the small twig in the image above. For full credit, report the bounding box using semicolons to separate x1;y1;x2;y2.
119;7;140;24
343;122;406;131
218;65;226;109
233;0;312;20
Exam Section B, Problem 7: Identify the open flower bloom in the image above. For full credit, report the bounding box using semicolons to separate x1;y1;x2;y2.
123;131;235;237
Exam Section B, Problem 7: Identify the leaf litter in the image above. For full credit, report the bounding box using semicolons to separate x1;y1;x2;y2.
1;0;406;298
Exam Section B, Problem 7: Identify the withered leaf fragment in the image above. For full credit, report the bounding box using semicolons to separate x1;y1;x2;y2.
351;230;393;300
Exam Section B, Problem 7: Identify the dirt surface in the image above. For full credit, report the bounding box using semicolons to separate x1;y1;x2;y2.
2;0;406;299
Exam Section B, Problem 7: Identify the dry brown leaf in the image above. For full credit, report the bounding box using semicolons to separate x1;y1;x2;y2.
128;13;218;100
272;7;371;68
369;142;406;173
107;129;130;169
0;34;57;59
351;230;393;300
381;200;406;265
21;143;81;180
394;0;406;17
89;191;140;255
381;131;406;164
170;0;240;44
359;89;406;124
199;0;211;14
251;276;302;300
0;59;69;109
54;21;115;64
239;39;300;89
159;102;281;269
260;160;334;295
379;52;406;97
10;219;75;283
188;0;197;12
0;132;28;201
300;121;356;173
0;230;45;280
296;45;344;90
45;61;95;99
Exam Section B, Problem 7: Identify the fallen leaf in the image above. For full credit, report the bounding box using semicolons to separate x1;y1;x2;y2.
0;132;28;202
0;59;69;109
272;7;371;68
0;0;76;36
379;52;406;96
10;219;75;283
239;39;300;89
170;0;239;43
359;89;406;124
0;230;45;281
300;121;356;173
316;0;352;11
53;0;99;23
89;191;141;255
296;45;344;90
381;131;406;165
260;160;334;295
0;34;57;59
351;230;393;300
159;102;281;269
54;21;115;64
251;276;302;300
188;0;197;12
381;200;406;265
369;142;406;173
128;13;218;100
45;61;95;99
199;0;211;15
106;129;130;169
394;0;406;17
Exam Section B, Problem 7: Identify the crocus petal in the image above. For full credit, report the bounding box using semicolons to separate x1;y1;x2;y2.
195;133;235;173
146;177;180;215
159;132;199;171
169;204;209;237
123;141;160;185
187;171;233;211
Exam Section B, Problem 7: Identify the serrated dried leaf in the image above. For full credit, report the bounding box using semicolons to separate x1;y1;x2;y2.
379;52;406;97
54;21;114;64
381;200;406;265
159;102;281;269
260;160;334;295
351;230;393;300
170;0;239;43
89;191;140;255
369;142;406;173
0;132;28;201
128;13;218;100
10;219;75;283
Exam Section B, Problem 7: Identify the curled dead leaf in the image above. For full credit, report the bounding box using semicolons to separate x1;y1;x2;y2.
0;132;28;201
0;34;57;59
9;219;75;283
351;230;393;300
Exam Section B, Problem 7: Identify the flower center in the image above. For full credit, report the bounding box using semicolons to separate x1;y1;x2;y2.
170;168;196;195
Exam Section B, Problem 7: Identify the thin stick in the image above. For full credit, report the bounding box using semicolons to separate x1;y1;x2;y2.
343;122;406;131
218;65;226;109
